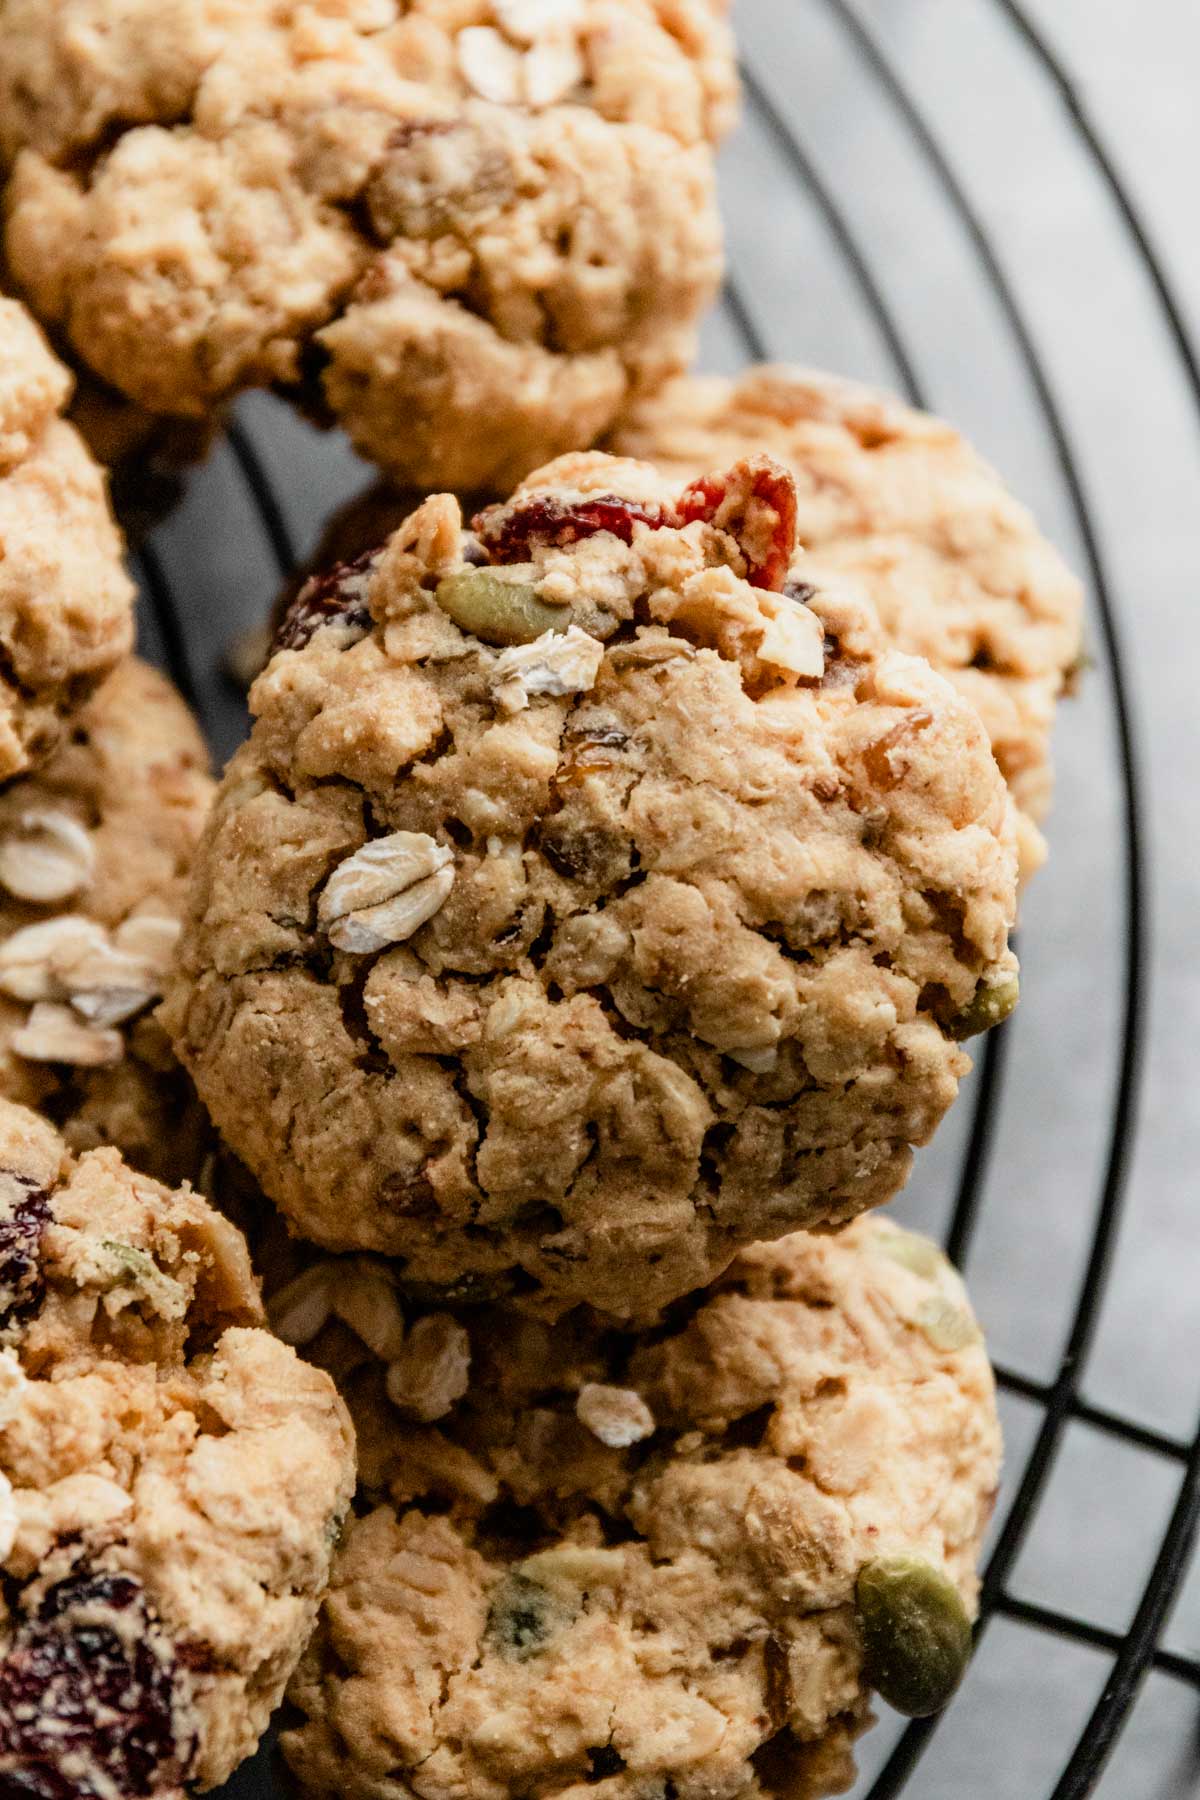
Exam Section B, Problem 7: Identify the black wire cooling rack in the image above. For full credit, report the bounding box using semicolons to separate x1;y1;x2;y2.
119;3;1199;1795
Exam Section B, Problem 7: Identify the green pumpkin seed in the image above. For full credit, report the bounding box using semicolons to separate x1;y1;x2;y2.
484;1571;575;1661
915;1296;981;1352
947;972;1019;1041
435;571;570;647
874;1225;945;1281
855;1555;973;1717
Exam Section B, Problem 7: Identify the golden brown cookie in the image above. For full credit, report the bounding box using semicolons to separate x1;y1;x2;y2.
0;1098;357;1795
164;451;1020;1318
0;659;214;1184
0;0;734;490
277;1215;1000;1799
608;366;1085;880
0;298;135;777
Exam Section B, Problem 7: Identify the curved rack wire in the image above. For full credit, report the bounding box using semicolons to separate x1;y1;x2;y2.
127;5;1196;1795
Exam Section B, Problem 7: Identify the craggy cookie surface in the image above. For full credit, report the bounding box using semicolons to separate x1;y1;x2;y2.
609;367;1085;879
0;1099;356;1796
0;0;734;490
165;450;1019;1317
0;299;134;777
277;1216;1001;1799
0;659;214;1185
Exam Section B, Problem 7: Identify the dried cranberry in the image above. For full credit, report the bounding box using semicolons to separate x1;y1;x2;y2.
677;456;798;592
274;550;377;654
539;824;630;885
861;709;935;790
0;1569;193;1798
472;494;669;563
0;1180;51;1336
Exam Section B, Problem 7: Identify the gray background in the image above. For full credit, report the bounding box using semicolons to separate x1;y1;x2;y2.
133;2;1200;1794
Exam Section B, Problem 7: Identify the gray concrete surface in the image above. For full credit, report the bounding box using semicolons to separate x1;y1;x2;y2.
137;3;1200;1793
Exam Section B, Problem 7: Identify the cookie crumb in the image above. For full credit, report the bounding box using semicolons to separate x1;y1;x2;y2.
576;1382;655;1447
386;1314;471;1422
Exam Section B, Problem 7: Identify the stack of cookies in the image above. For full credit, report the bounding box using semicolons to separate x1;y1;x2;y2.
0;5;1084;1797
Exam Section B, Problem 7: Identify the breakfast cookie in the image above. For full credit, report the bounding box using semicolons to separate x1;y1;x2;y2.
163;450;1020;1318
608;367;1085;879
0;298;135;777
276;1214;1000;1799
0;0;734;491
0;658;214;1185
0;1098;357;1796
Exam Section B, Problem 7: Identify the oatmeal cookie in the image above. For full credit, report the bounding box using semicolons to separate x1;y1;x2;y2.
0;658;214;1185
0;298;135;777
0;0;734;491
277;1215;1000;1799
608;367;1085;879
164;450;1020;1318
0;1098;357;1796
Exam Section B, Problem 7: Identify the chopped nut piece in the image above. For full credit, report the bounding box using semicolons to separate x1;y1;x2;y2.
493;625;604;713
386;1314;471;1421
576;1382;655;1448
0;809;96;904
457;24;524;102
756;594;825;679
268;1263;336;1347
332;1260;407;1361
12;1002;123;1067
320;833;455;954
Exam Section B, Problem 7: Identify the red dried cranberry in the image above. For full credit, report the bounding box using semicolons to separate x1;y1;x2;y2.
274;550;377;654
0;1569;194;1798
472;494;669;563
677;457;798;592
0;1181;51;1336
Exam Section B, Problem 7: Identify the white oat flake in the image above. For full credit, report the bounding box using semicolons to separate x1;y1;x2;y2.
457;25;524;103
492;625;604;714
320;832;455;955
0;809;96;904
